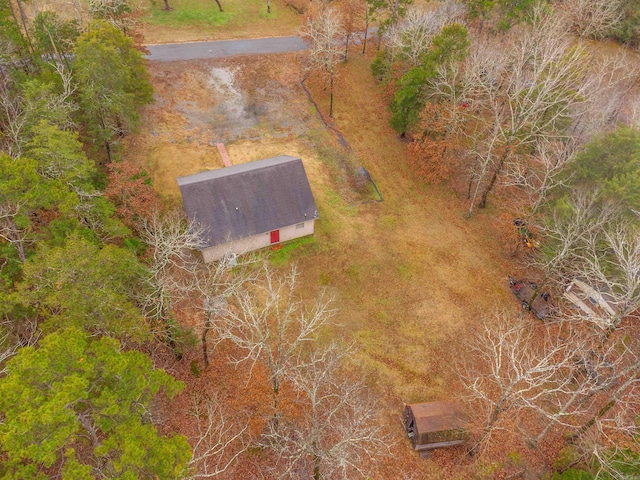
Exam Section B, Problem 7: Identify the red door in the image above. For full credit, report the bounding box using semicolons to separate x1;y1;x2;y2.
270;230;280;244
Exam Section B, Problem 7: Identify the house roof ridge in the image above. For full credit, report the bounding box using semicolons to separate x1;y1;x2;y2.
176;155;300;186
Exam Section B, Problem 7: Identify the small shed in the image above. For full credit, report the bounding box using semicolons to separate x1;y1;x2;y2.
403;401;468;455
177;155;318;263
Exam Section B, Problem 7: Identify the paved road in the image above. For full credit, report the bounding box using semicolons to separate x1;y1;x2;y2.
146;36;308;62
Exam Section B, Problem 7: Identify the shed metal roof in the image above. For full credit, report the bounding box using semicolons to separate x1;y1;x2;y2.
406;401;467;434
177;156;318;248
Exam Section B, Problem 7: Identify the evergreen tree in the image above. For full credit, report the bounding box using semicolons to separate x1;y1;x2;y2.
73;20;153;162
0;328;191;479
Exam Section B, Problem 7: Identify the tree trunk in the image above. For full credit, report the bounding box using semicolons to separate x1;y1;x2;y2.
344;33;350;61
329;74;334;118
272;375;280;411
45;26;69;70
478;143;512;209
14;0;36;57
78;412;100;447
1;216;26;263
313;452;321;480
569;364;639;444
469;397;508;456
362;14;369;54
213;0;223;12
391;0;399;26
202;312;212;368
70;0;84;30
533;385;583;447
104;139;112;164
478;157;504;209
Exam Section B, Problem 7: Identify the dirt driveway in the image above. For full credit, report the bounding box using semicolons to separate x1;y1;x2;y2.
129;54;325;197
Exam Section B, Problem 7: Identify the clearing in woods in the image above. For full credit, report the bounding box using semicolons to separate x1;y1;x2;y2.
126;49;518;475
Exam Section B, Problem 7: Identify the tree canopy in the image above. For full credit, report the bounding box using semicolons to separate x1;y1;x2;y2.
73;20;153;160
565;126;640;216
0;328;190;479
389;23;469;135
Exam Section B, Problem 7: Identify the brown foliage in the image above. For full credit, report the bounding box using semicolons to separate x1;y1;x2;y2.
335;0;367;46
407;102;459;184
106;159;160;229
283;0;309;15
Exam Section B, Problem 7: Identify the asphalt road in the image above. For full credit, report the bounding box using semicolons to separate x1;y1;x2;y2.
145;36;308;62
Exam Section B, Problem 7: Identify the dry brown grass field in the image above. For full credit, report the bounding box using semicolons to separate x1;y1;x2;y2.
125;46;526;477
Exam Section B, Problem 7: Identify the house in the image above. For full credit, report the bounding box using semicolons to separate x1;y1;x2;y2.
403;401;468;457
177;155;318;263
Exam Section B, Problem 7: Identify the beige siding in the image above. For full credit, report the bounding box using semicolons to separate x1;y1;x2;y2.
200;220;315;263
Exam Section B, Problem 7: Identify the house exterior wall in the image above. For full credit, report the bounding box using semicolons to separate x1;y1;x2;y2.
200;220;315;263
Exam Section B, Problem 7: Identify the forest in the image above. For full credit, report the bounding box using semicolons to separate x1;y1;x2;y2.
0;0;639;478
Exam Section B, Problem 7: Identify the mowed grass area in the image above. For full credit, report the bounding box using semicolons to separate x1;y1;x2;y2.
298;52;518;403
142;0;304;43
129;49;520;477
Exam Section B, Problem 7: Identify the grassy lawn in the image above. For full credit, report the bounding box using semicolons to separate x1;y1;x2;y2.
142;0;304;43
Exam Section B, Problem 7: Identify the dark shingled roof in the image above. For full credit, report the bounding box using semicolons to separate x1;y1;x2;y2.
177;156;318;248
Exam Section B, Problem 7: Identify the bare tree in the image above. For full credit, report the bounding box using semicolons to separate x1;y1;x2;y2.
88;0;141;32
336;0;366;61
502;138;577;218
472;8;595;213
573;219;640;331
584;433;640;480
460;311;574;455
214;263;335;412
558;0;623;39
530;331;624;446
576;52;640;139
193;254;261;369
65;0;85;29
535;191;640;331
421;5;622;216
0;202;27;263
537;189;615;282
0;319;39;378
138;211;206;344
0;330;19;378
522;188;619;315
301;5;346;118
566;339;640;476
385;3;464;66
263;343;390;480
184;393;248;479
0;74;27;158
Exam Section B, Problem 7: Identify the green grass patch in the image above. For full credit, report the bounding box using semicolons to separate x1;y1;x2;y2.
145;0;295;29
396;263;414;280
268;236;316;267
344;263;360;280
147;0;235;27
377;214;400;231
318;270;332;286
304;129;379;205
